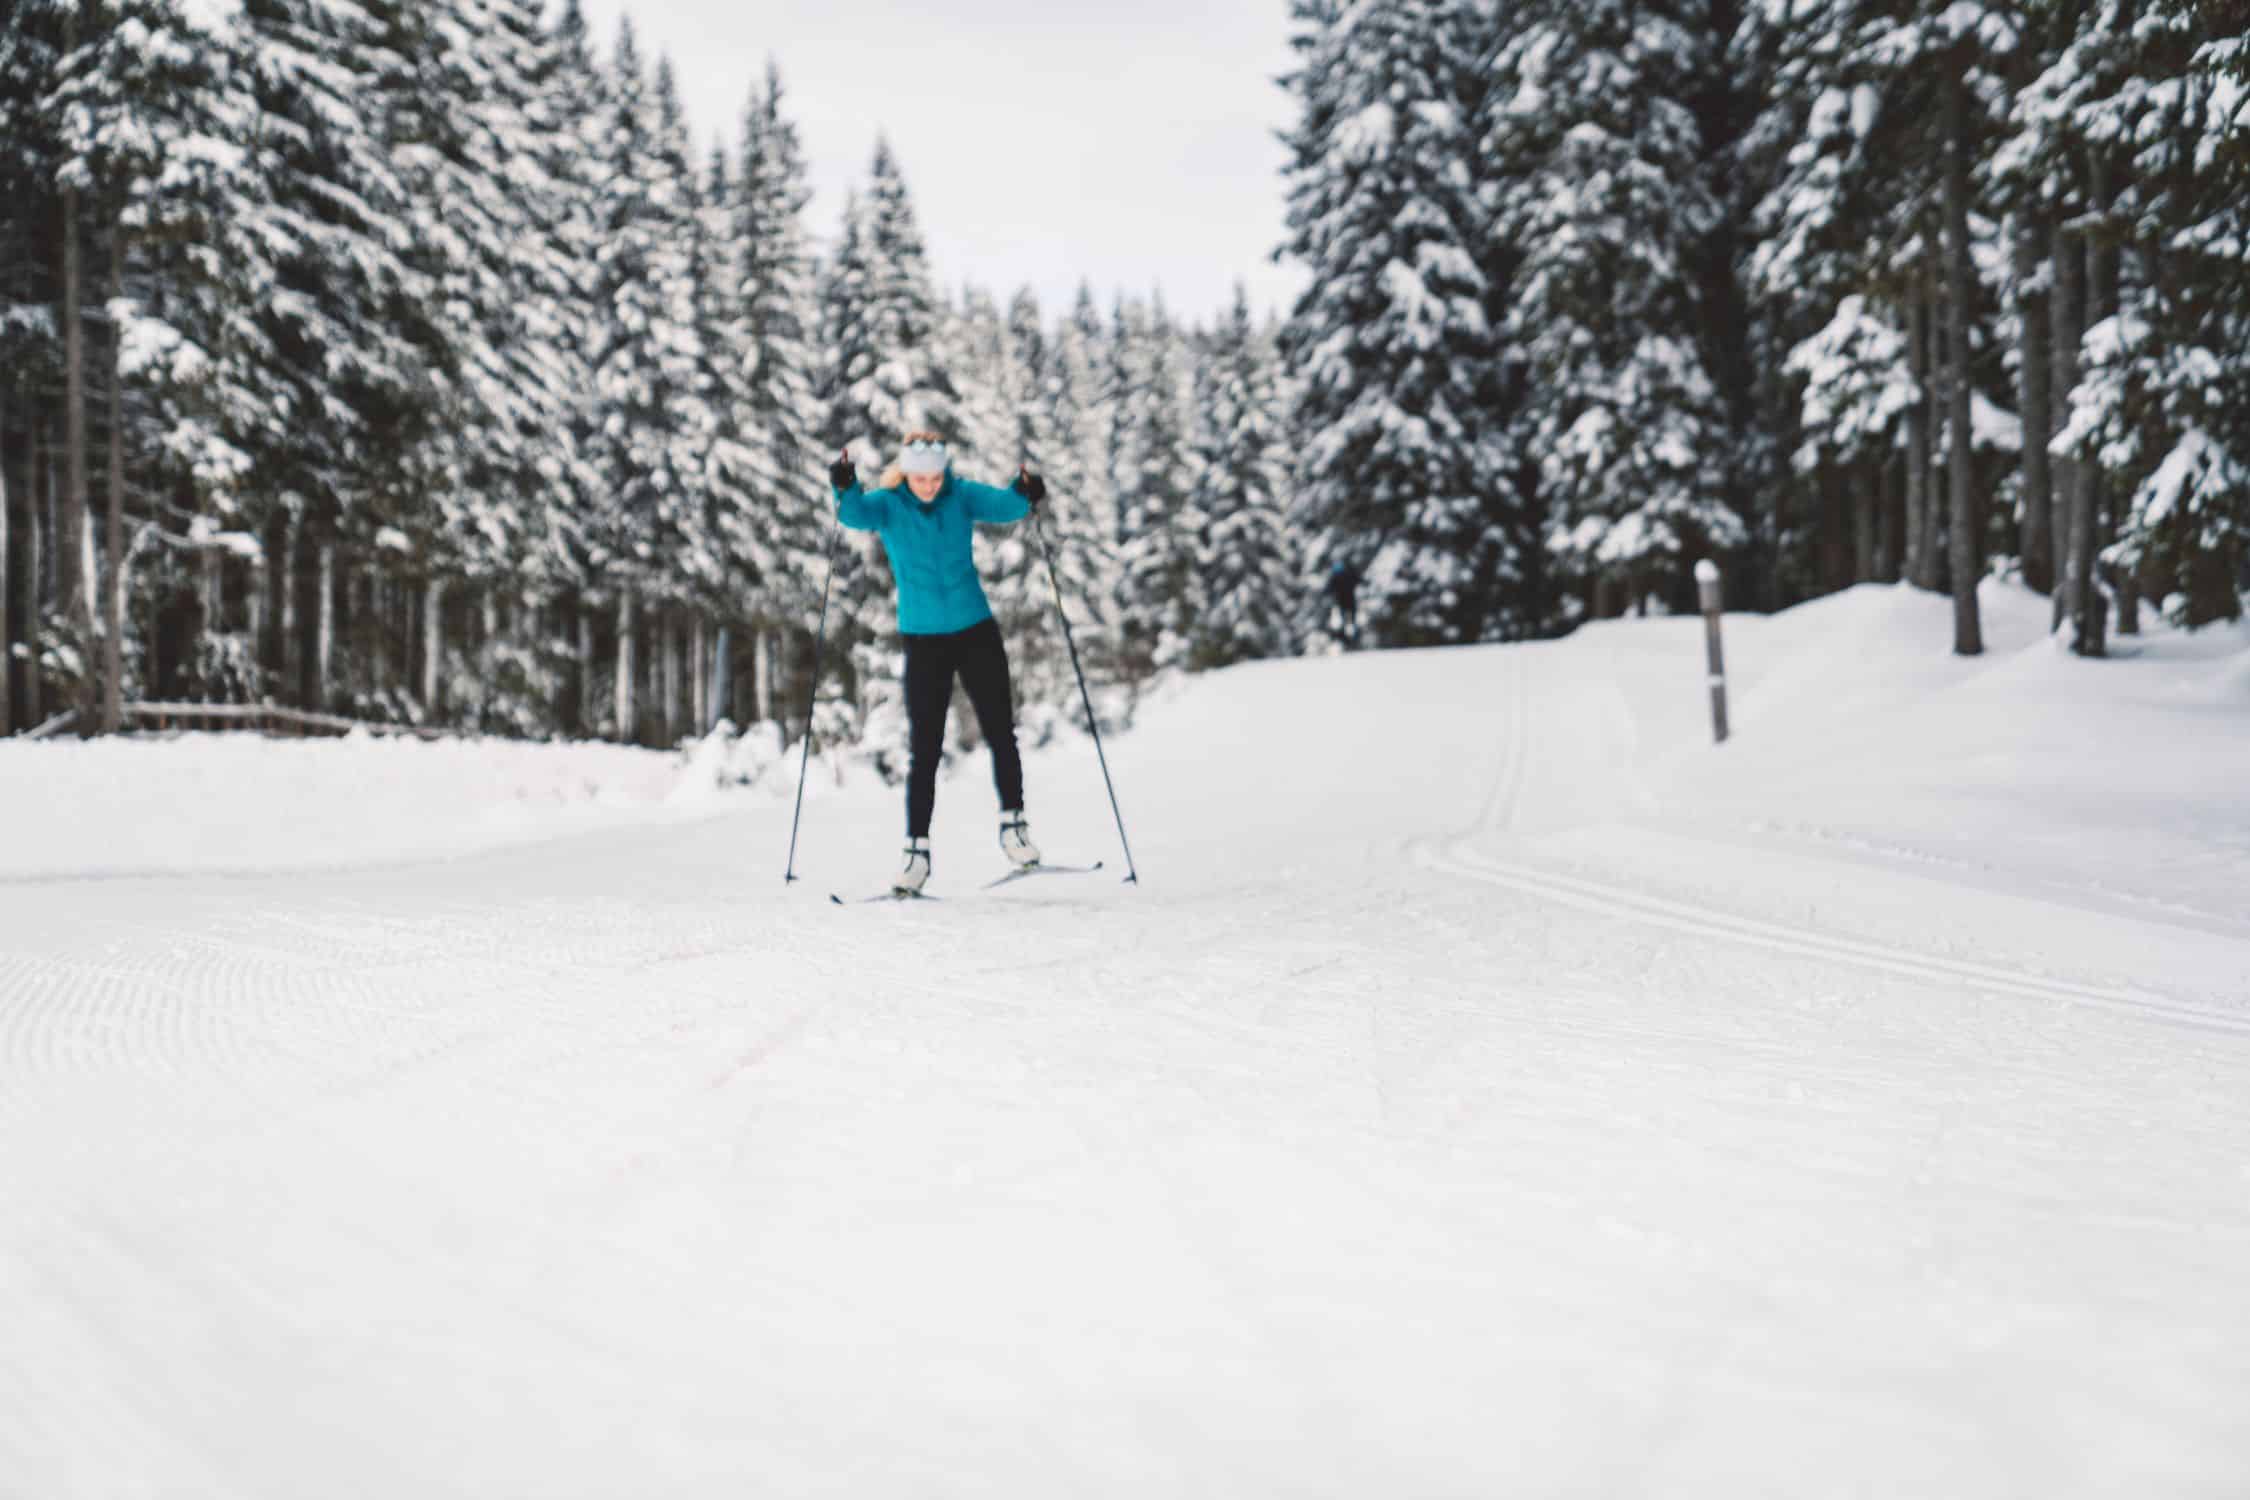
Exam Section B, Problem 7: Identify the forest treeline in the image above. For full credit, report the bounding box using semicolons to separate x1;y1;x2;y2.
1283;0;2249;652
1;0;2243;748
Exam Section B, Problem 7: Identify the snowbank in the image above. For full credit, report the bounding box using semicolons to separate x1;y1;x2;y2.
3;580;2243;919
0;725;837;881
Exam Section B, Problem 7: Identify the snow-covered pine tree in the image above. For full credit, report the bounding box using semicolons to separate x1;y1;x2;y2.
1736;0;1912;601
1189;285;1297;669
228;0;431;711
992;284;1089;733
1044;284;1116;558
950;285;1020;482
687;133;761;609
815;190;877;468
533;0;616;732
855;138;959;456
1486;0;1738;624
1;3;70;731
2037;0;2250;629
1746;0;2030;651
386;0;587;587
1020;282;1122;714
1281;0;1536;646
581;22;714;740
43;0;283;723
1109;293;1198;682
356;0;599;727
940;282;1087;736
21;0;121;715
1004;289;1055;475
732;60;824;647
808;188;889;739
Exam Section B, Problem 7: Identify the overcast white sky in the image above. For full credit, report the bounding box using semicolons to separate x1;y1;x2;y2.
574;0;1309;328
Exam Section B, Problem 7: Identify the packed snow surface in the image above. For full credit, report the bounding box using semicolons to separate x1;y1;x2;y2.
4;581;2248;1497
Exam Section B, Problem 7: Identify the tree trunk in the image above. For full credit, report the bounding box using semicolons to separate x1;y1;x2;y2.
480;587;499;726
1944;65;1983;656
246;550;266;679
61;182;97;725
1852;463;1879;582
2081;148;2122;648
291;520;311;707
759;629;779;726
279;513;298;696
104;245;126;732
423;578;444;714
575;602;593;737
1921;279;1952;592
24;422;43;728
2015;212;2055;594
1812;461;1842;591
1875;455;1901;583
317;539;333;710
1903;285;1934;589
654;606;671;743
614;591;636;743
201;525;221;646
260;513;288;689
691;613;709;734
669;610;685;741
0;389;12;737
365;568;387;705
672;610;688;741
2051;209;2087;634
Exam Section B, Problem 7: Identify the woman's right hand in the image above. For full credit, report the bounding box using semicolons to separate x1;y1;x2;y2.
828;450;857;489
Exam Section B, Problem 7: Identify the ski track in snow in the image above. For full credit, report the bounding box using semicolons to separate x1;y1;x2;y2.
4;629;2250;1496
1417;646;2250;1040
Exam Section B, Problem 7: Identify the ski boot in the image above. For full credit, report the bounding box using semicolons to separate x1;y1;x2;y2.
893;837;932;897
998;812;1040;870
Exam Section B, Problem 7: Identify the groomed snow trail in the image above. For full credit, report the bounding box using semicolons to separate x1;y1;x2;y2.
5;620;2249;1497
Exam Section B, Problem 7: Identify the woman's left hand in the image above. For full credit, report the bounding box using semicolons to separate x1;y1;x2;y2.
1013;465;1047;509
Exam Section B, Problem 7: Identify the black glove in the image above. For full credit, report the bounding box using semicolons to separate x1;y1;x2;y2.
1013;465;1047;509
828;450;857;490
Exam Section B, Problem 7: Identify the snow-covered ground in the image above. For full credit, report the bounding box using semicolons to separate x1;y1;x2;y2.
3;581;2247;1498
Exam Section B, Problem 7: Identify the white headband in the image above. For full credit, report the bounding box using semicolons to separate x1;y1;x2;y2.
899;441;947;477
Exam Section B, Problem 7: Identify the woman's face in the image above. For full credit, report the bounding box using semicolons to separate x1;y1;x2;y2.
906;472;943;502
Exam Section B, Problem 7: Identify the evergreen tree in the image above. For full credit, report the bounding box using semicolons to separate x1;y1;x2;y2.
1189;286;1297;669
855;137;957;455
1281;0;1535;645
1045;284;1114;544
1110;293;1197;680
2035;0;2249;628
688;133;764;608
582;25;713;604
950;284;1020;479
732;61;824;625
815;189;877;467
1029;283;1121;709
375;0;588;589
1486;0;1739;622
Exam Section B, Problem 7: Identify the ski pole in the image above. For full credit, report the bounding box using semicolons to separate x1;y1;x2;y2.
1029;507;1140;885
783;494;846;885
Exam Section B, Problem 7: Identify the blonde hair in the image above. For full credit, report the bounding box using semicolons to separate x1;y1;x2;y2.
879;429;949;489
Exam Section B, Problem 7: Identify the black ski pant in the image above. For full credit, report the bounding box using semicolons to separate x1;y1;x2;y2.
902;617;1023;840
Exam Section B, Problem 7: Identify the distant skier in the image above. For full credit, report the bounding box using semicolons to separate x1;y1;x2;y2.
830;432;1048;896
1325;558;1362;648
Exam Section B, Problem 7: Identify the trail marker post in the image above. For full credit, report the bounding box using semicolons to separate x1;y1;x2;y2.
1696;560;1729;745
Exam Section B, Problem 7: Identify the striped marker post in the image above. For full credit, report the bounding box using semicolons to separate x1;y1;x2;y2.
1696;560;1729;745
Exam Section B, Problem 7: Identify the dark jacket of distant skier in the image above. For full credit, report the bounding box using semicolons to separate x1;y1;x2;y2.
829;432;1049;893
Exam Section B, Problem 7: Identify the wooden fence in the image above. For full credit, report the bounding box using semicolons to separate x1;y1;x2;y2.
23;702;458;741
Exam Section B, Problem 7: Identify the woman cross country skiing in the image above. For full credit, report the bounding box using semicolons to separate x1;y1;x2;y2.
829;432;1049;896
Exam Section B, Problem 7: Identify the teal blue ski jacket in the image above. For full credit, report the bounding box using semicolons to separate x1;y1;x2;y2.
834;468;1031;636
